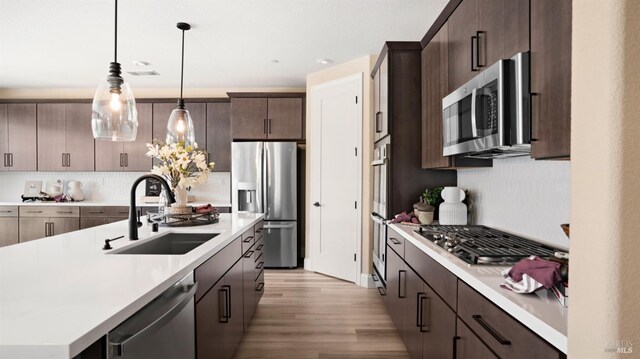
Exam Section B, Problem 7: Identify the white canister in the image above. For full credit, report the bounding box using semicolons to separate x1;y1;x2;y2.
438;187;467;225
67;181;85;201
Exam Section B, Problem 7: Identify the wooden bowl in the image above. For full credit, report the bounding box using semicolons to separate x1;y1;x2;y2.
560;223;570;238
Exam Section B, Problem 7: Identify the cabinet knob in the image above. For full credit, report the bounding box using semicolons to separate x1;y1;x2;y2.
313;202;321;207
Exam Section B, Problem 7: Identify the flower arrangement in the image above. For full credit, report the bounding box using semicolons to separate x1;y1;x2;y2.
146;140;215;190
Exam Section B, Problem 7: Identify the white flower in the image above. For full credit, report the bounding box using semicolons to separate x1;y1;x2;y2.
146;140;213;191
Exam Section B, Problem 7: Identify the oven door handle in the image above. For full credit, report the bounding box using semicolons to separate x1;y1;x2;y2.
370;213;386;225
470;87;479;138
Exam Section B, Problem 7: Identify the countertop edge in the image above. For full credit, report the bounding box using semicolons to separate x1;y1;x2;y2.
388;223;568;354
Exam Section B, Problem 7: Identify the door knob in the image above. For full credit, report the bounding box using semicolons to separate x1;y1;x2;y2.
313;202;321;207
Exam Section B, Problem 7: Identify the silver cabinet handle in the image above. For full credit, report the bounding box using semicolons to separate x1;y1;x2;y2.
108;283;198;356
119;153;123;168
61;153;65;167
26;210;43;214
56;211;73;214
3;153;6;167
67;153;71;168
50;222;54;235
9;153;13;167
125;153;128;167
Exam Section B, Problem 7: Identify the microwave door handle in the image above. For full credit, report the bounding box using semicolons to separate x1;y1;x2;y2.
470;87;478;138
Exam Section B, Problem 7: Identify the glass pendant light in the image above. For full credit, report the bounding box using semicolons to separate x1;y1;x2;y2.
166;22;196;147
91;0;138;142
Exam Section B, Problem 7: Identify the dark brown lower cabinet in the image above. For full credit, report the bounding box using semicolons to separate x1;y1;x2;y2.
242;247;257;332
384;247;405;335
456;318;498;359
382;238;564;359
196;258;243;359
196;222;264;359
385;246;455;359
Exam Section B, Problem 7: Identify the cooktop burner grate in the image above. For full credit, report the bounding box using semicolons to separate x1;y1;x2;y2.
414;225;557;265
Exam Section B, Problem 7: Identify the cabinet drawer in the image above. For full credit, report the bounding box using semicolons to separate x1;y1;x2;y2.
254;237;264;260
457;281;562;358
195;237;241;302
255;252;264;279
0;206;18;217
255;220;264;240
81;206;129;218
20;206;80;218
255;268;265;304
386;227;405;258
404;240;457;309
241;227;255;253
456;318;498;359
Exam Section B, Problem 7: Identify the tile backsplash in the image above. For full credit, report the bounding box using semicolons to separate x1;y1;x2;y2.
0;171;231;204
457;156;570;249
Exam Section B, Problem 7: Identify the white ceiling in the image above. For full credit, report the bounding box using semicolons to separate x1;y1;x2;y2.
0;0;446;89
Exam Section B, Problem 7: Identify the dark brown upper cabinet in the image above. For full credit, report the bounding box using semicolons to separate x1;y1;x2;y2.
0;104;37;171
95;103;153;171
373;56;389;143
228;93;305;140
206;102;231;172
448;0;529;92
447;0;479;92
37;103;94;171
530;0;572;159
421;23;491;169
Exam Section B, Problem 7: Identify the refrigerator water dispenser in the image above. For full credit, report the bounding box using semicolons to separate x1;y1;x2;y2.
237;182;257;212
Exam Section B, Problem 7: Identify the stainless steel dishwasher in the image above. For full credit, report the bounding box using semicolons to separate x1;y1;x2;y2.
107;273;197;359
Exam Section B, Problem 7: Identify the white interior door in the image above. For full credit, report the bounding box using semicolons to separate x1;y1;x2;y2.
309;74;362;283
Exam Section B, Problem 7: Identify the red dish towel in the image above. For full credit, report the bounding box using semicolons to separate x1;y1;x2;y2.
501;256;561;293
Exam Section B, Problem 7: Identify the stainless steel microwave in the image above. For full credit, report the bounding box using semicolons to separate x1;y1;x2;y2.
442;52;531;158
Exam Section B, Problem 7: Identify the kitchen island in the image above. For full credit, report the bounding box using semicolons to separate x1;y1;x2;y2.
0;212;263;359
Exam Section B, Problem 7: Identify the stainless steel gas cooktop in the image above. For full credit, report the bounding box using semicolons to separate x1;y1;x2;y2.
414;225;557;265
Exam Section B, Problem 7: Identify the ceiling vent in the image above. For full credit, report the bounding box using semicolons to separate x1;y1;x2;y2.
126;70;160;76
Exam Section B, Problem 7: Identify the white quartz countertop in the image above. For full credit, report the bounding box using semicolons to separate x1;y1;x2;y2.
0;200;232;207
388;223;568;354
0;213;263;359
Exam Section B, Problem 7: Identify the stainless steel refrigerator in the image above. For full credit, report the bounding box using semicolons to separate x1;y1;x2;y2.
232;142;297;268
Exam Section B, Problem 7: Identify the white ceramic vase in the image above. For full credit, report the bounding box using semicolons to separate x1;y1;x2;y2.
173;187;189;207
438;187;467;225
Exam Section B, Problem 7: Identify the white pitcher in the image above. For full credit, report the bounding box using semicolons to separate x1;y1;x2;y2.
439;187;467;225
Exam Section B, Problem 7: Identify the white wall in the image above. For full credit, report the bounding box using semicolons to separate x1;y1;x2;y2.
0;172;231;204
569;0;640;356
457;156;570;249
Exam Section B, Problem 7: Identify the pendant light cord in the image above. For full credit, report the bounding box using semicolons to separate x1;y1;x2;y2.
114;0;118;63
180;29;185;100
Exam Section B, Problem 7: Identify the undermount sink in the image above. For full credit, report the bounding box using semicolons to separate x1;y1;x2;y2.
110;233;219;255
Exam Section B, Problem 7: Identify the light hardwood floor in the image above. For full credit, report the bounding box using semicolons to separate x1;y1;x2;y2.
234;269;409;359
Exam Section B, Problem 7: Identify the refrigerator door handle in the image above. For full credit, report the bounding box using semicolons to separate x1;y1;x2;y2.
264;145;270;218
263;223;296;229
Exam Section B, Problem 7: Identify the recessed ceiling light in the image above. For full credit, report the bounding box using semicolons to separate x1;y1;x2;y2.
271;59;280;64
317;58;333;65
132;60;150;67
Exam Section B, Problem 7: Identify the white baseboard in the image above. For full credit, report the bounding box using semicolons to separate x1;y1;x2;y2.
359;273;374;288
303;257;313;271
